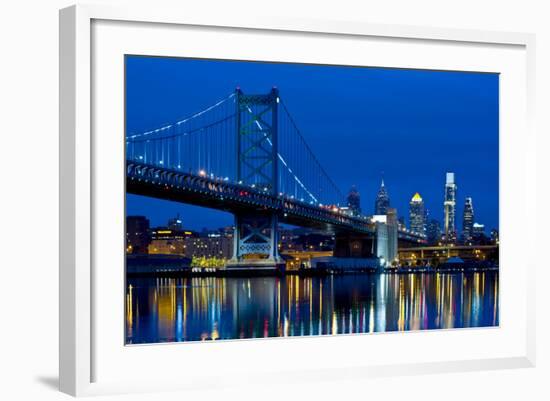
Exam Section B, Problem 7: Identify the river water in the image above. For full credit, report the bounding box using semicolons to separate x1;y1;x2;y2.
126;272;499;344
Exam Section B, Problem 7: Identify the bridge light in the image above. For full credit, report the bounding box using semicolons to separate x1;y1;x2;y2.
159;160;164;165
199;170;206;177
139;156;143;160
177;165;181;169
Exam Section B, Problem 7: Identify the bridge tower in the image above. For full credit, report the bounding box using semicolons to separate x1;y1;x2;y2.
228;88;284;271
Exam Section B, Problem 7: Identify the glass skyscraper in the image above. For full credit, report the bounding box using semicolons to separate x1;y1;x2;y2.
409;192;426;235
443;172;457;242
374;179;390;215
462;197;474;242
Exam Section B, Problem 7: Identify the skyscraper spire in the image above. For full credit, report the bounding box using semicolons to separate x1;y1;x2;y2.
374;176;390;215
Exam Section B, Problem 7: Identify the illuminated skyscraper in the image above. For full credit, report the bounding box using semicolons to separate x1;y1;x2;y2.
462;197;474;242
374;179;390;215
443;172;457;242
409;192;426;235
347;185;361;216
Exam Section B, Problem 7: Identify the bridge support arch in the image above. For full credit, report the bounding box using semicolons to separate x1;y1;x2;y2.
227;213;284;271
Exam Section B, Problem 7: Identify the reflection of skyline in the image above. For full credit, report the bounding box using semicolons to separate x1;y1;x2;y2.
126;272;499;344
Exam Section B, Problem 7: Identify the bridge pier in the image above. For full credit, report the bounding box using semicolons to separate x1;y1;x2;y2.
226;212;285;272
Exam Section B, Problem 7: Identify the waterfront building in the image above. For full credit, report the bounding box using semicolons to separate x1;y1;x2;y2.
426;219;442;245
443;172;457;243
347;185;361;216
184;235;233;259
409;192;426;235
148;227;193;255
462;197;475;242
126;216;150;254
374;179;390;215
148;239;183;255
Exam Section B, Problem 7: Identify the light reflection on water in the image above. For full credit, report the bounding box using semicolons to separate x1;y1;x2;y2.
126;272;499;344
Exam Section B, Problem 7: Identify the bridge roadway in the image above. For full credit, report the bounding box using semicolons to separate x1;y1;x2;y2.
127;161;426;243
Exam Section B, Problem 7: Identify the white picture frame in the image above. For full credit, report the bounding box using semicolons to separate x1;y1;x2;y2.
59;4;536;397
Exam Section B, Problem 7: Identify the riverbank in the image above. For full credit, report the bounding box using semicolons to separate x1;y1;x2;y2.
127;265;499;278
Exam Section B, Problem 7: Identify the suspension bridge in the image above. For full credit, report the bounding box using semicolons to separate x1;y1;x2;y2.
126;88;425;270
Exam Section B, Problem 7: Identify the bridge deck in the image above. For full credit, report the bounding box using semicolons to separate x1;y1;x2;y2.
127;161;426;244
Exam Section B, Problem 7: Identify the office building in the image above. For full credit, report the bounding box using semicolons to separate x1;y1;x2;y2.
148;227;193;255
444;172;457;242
374;179;390;215
409;192;426;235
462;197;475;242
185;235;233;259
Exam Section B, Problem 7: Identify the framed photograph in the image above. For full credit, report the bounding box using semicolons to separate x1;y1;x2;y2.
60;4;536;396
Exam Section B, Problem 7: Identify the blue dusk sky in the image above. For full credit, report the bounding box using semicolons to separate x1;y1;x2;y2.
126;56;499;232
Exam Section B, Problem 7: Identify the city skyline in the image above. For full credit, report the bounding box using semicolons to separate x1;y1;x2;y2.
124;56;500;344
127;56;499;232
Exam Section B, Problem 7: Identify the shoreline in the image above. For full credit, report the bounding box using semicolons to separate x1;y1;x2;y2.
127;266;499;279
